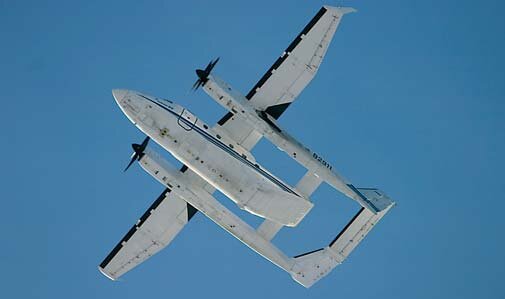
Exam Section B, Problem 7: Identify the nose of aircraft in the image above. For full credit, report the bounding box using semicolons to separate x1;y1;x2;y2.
112;89;129;103
112;89;142;124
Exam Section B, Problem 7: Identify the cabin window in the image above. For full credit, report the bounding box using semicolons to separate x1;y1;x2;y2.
229;144;234;149
216;134;221;139
203;124;208;129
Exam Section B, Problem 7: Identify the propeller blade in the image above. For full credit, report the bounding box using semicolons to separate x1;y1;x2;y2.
192;80;199;90
204;61;213;73
124;154;138;172
124;136;150;172
192;57;220;91
211;57;220;69
140;136;150;148
191;79;202;91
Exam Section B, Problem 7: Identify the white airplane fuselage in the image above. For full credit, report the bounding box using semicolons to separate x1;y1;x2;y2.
112;89;313;226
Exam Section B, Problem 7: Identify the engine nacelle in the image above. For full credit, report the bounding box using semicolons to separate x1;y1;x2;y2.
138;148;183;190
203;75;280;135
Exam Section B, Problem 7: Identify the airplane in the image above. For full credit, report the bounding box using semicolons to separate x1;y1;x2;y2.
99;5;395;288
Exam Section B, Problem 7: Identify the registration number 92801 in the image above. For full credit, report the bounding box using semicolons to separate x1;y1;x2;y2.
313;152;332;170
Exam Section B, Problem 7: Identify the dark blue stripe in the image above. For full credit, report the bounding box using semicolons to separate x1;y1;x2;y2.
346;184;379;212
329;207;365;247
145;97;298;196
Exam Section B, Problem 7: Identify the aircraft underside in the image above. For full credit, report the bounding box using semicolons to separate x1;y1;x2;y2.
99;5;395;288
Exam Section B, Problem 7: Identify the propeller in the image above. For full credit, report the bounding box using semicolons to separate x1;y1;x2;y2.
192;57;220;91
124;136;150;172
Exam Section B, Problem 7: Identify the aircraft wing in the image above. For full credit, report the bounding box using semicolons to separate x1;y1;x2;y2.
215;6;355;150
98;188;198;280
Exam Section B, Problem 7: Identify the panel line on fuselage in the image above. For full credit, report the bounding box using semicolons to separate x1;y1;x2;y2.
141;95;299;196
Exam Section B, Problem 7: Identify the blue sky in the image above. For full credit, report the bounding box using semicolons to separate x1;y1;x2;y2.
1;0;504;298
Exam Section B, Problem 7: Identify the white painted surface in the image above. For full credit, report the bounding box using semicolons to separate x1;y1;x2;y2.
98;189;190;280
102;6;396;288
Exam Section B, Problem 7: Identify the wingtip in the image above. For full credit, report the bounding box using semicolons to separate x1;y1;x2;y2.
98;266;118;281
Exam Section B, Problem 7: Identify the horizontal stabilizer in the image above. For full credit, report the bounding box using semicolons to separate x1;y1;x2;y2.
329;205;392;259
334;6;357;15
